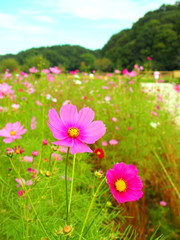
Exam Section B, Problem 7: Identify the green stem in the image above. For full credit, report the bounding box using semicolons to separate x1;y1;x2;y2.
9;157;52;240
154;151;180;199
65;147;70;224
68;153;76;213
79;178;106;240
83;195;111;238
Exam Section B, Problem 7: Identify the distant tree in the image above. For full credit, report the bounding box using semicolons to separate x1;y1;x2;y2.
80;53;96;71
0;58;19;72
94;58;113;72
24;55;50;71
102;3;180;70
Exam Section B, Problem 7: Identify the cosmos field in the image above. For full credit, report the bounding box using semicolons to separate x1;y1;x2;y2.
0;67;180;240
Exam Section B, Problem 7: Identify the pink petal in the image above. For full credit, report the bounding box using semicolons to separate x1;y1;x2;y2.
26;180;33;186
113;189;143;203
70;139;93;154
48;124;67;140
0;129;10;137
60;104;79;127
76;107;94;129
48;108;65;130
3;137;14;143
5;123;13;132
12;122;21;131
127;176;143;190
78;121;106;144
52;137;74;147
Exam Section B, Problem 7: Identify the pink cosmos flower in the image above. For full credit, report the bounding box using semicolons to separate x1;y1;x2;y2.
122;69;129;75
157;94;163;102
42;139;49;145
147;56;153;61
22;156;33;162
51;153;62;161
29;67;38;73
47;74;54;82
49;67;61;74
48;104;106;154
42;69;50;74
129;87;134;92
15;178;33;187
17;190;25;196
160;201;167;206
35;100;42;106
31;117;37;130
105;96;111;102
151;111;158;116
102;141;108;146
59;146;68;153
32;151;38;157
0;83;15;99
109;139;118;145
128;70;137;77
102;86;109;89
3;73;12;79
106;162;143;203
111;117;117;122
174;84;180;93
114;70;121;74
0;122;27;143
12;104;20;109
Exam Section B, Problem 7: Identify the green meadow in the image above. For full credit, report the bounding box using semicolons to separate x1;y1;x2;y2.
0;70;179;240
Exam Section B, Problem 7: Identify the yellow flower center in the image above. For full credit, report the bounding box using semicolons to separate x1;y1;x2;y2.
10;131;16;136
115;179;127;192
68;127;80;138
15;149;20;154
97;151;101;155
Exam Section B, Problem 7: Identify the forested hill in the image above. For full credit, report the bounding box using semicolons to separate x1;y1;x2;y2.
0;3;179;72
0;45;100;72
102;3;180;70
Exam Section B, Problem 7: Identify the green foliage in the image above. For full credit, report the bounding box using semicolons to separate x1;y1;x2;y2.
0;58;19;72
23;55;50;71
102;3;180;70
80;53;96;71
94;58;113;71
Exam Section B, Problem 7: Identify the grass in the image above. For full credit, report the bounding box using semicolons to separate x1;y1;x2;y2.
0;70;180;239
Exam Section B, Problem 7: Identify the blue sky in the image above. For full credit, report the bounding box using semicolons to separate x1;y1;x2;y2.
0;0;176;55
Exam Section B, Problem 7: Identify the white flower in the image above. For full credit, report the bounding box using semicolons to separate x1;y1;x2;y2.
52;98;57;102
73;80;82;85
150;122;160;128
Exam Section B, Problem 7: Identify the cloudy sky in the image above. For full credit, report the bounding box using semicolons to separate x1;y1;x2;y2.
0;0;176;55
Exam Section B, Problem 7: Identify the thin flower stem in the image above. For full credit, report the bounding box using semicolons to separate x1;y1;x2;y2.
83;195;111;238
154;151;180;199
8;157;52;240
79;178;106;240
68;153;76;213
65;147;70;224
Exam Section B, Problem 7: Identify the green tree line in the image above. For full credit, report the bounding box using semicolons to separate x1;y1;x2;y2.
0;2;179;72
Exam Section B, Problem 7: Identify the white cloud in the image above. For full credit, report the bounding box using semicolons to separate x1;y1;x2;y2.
19;9;42;15
0;11;54;34
34;0;176;21
32;15;56;23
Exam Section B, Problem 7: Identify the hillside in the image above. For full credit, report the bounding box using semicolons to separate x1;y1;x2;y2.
102;3;180;70
0;3;179;71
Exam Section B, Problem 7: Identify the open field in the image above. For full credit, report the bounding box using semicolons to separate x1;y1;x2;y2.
0;69;180;240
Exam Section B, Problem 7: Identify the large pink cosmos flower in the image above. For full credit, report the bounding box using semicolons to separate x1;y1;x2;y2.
106;162;143;203
0;122;27;143
48;104;106;154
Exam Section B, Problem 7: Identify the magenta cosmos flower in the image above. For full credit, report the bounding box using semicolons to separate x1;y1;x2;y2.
48;104;106;154
106;162;143;203
0;122;27;143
